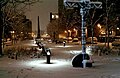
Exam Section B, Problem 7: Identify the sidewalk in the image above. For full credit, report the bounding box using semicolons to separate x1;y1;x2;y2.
1;41;120;78
1;52;120;78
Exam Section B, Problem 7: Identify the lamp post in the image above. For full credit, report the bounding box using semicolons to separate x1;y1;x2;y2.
64;30;68;39
73;28;78;37
64;0;102;68
97;23;102;36
10;31;15;44
50;12;59;41
68;30;71;37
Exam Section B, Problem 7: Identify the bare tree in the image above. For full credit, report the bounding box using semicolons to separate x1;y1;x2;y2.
0;0;41;56
47;19;59;40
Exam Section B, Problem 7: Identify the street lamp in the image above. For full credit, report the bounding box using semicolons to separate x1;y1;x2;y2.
73;28;78;37
52;14;59;19
64;30;67;33
68;30;71;37
97;23;101;29
50;12;59;42
117;27;119;30
116;27;120;36
64;0;102;68
50;12;59;21
10;31;15;44
97;23;102;35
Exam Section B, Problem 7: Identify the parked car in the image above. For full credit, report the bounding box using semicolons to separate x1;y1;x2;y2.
67;37;72;42
56;39;64;44
72;38;80;45
112;39;120;46
4;41;12;46
86;37;98;44
47;39;52;43
72;38;79;42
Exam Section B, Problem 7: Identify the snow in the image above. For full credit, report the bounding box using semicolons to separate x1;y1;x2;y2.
1;40;120;78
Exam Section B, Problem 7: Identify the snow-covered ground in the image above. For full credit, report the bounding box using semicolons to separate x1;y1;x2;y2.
1;40;120;78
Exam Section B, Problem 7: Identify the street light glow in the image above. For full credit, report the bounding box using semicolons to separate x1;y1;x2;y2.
68;30;71;32
64;30;67;33
23;59;69;69
73;28;76;31
97;23;101;29
52;14;59;19
55;15;59;18
52;15;55;19
117;27;119;30
55;45;73;48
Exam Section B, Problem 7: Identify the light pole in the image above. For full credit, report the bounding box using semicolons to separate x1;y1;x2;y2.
50;12;59;41
64;30;68;39
97;23;102;37
73;28;78;37
68;30;71;37
10;31;15;44
64;0;102;68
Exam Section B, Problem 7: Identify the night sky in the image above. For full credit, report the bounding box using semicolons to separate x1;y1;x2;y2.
25;0;58;34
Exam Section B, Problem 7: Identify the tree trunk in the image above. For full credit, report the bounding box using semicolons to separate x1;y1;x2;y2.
0;10;3;56
0;26;3;56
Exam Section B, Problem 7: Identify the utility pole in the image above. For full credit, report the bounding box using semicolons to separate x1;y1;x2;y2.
64;0;102;68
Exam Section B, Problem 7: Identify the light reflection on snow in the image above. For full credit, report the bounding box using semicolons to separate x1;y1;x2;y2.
24;44;38;47
24;59;69;68
70;50;82;55
49;48;55;50
70;46;93;55
55;45;73;48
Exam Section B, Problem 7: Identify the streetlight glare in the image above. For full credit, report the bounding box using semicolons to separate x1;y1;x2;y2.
10;31;15;34
73;28;76;31
68;30;71;32
64;30;67;33
52;15;55;19
117;27;119;30
24;59;69;69
55;15;59;18
52;14;59;19
97;23;101;29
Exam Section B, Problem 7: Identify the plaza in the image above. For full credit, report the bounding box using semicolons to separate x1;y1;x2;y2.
0;40;120;78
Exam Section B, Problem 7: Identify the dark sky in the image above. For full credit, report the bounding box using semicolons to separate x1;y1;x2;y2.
25;0;58;34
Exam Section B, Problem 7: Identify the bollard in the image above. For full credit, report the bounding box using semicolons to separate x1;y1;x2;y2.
15;53;17;60
63;41;66;47
46;50;51;64
98;49;101;56
82;60;87;68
